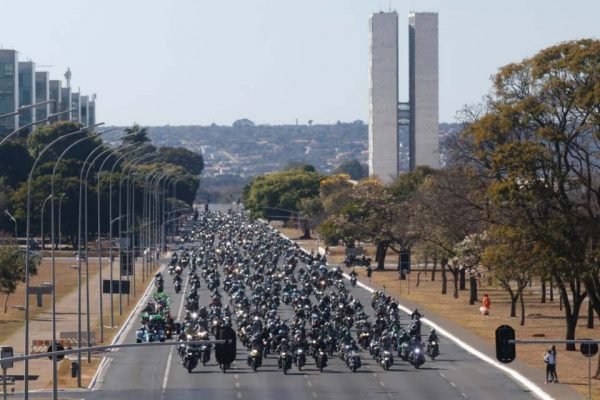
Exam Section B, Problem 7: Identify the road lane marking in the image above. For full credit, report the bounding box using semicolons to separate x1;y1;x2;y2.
235;382;240;388
379;381;385;387
450;382;456;388
161;274;191;394
312;392;317;398
307;381;312;387
462;393;468;399
237;392;242;399
439;372;446;379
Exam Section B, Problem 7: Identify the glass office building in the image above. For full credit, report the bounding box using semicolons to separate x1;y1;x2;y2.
18;61;36;128
71;91;80;123
49;80;62;116
0;49;19;135
35;71;50;125
60;85;71;121
80;95;89;126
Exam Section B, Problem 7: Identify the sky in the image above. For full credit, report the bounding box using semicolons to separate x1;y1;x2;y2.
1;0;598;126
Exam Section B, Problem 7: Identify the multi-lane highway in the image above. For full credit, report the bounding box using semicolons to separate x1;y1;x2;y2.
79;234;540;400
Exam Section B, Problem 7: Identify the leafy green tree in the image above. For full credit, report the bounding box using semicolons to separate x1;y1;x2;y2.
0;140;33;188
0;246;40;312
456;39;599;349
159;147;204;175
332;159;368;180
243;167;323;224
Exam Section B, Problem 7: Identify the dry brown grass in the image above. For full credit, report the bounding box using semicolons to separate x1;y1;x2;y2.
281;228;600;399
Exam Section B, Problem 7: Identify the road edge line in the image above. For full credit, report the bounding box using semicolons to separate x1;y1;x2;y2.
87;262;165;390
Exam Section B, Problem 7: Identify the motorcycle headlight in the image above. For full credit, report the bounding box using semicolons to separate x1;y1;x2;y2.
415;349;420;353
431;341;436;345
187;335;193;340
191;312;198;319
297;349;303;353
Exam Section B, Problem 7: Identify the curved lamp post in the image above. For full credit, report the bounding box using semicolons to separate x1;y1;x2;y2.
23;122;104;400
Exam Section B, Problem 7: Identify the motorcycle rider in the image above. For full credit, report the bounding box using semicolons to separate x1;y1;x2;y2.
428;329;438;344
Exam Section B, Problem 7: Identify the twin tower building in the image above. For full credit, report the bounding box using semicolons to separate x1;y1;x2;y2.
368;11;439;184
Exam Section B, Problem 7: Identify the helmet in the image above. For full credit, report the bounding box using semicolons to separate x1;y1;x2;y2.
430;329;436;334
281;338;288;344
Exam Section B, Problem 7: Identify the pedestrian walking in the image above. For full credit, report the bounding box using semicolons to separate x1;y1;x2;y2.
366;265;373;282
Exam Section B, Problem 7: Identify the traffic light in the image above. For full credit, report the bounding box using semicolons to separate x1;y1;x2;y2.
495;325;516;363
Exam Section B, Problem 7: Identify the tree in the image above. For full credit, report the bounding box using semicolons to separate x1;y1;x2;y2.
242;167;323;222
332;159;368;180
122;124;155;150
0;246;40;313
158;147;204;176
456;39;600;350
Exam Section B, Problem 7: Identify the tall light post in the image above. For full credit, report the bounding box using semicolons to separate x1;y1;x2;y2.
57;193;66;250
0;99;54;121
23;122;103;400
4;209;17;243
0;108;75;147
40;194;53;251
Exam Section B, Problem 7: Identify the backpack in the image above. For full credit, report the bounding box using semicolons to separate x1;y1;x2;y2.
544;353;550;364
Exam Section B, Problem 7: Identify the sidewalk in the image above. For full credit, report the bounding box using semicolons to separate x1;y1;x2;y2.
2;256;154;392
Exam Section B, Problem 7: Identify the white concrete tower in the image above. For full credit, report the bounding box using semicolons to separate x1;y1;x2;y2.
368;11;399;184
409;12;439;170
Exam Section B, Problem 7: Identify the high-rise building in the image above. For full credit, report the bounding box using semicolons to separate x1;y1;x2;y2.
60;85;71;121
368;11;399;184
49;80;62;117
80;95;89;126
409;12;439;170
18;61;36;128
0;49;19;135
35;71;50;125
71;91;80;123
88;96;96;127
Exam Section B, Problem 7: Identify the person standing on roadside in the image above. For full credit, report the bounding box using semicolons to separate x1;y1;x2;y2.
480;293;491;315
549;345;558;383
366;265;373;282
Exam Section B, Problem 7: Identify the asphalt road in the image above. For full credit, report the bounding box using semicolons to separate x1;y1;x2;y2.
78;253;539;400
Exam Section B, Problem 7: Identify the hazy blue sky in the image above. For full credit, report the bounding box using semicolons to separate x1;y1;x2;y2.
1;0;597;126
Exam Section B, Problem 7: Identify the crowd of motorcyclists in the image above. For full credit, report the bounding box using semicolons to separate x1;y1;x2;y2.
140;210;441;374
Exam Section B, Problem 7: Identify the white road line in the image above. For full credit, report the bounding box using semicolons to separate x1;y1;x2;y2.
347;276;555;400
450;382;457;388
234;374;239;379
235;382;240;388
462;393;468;399
89;264;167;390
161;273;191;393
439;372;446;379
372;373;377;378
237;392;242;399
307;381;312;387
312;392;317;398
379;381;385;387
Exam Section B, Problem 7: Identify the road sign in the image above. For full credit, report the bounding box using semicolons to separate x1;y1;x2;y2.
495;325;516;363
580;340;598;357
47;343;65;361
103;280;130;294
27;286;53;307
0;346;13;369
120;252;133;276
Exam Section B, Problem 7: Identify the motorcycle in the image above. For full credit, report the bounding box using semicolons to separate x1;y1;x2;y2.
346;350;361;372
380;349;393;371
175;279;182;294
350;275;357;287
279;351;292;375
199;343;211;366
295;347;306;371
183;346;198;373
427;340;439;360
409;344;426;369
247;348;262;371
315;349;328;373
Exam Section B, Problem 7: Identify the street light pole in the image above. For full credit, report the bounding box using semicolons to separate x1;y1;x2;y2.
57;193;66;250
23;122;103;400
4;210;17;243
0;108;75;147
0;99;54;121
40;194;52;251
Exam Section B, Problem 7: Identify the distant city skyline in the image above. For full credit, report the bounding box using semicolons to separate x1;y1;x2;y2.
1;0;597;126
